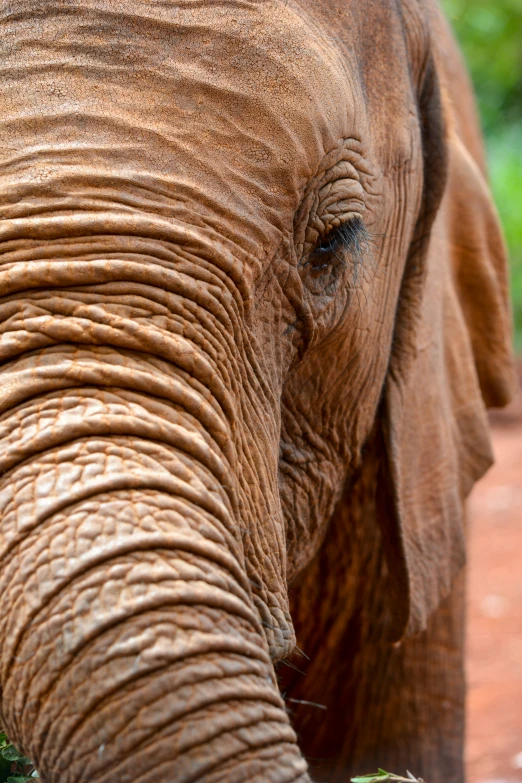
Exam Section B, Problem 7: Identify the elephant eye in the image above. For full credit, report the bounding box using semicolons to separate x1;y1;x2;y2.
311;216;367;265
304;216;368;296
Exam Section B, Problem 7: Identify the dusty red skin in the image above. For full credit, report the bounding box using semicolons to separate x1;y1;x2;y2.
0;1;515;782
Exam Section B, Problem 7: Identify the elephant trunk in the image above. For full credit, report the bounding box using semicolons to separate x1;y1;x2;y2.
0;228;307;782
0;504;303;782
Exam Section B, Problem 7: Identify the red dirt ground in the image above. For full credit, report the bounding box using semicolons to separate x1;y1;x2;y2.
467;380;522;783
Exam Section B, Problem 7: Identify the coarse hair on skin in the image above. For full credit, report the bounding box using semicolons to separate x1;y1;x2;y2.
311;216;383;296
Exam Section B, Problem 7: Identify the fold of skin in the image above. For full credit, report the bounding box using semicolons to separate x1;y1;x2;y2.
0;1;422;780
0;235;308;781
0;5;332;775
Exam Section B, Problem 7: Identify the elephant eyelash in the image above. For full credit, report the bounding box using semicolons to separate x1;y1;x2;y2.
311;216;370;268
302;217;377;298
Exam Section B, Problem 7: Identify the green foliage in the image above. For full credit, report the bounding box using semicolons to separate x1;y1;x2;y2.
0;734;38;783
443;0;522;133
488;124;522;352
442;0;522;352
351;770;424;783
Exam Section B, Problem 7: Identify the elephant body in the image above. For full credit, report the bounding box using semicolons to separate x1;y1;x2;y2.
0;1;515;781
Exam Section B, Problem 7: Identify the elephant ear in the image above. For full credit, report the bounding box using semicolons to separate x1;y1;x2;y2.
380;54;517;639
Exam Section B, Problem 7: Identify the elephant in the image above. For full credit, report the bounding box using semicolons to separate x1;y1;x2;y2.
0;0;516;781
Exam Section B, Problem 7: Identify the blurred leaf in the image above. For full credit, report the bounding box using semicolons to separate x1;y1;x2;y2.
0;733;38;783
351;771;423;783
1;748;29;764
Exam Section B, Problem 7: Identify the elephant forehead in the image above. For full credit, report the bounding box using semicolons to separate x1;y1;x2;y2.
125;0;358;204
0;0;360;265
157;1;354;139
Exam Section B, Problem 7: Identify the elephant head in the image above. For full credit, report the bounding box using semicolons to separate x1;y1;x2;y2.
0;0;515;781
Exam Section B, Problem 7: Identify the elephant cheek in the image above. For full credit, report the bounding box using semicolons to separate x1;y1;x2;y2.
0;252;304;781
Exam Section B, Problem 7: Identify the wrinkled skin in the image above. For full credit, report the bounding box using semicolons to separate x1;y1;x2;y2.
0;1;516;782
